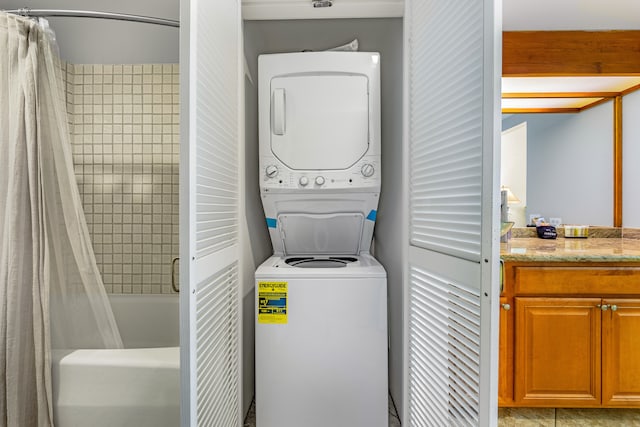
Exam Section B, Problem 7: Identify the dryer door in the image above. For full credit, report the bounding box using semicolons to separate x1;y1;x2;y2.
270;74;369;170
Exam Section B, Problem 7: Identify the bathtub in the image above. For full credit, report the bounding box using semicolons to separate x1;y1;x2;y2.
51;294;180;427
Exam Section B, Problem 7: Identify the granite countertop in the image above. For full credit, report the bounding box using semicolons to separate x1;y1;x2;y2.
501;237;640;262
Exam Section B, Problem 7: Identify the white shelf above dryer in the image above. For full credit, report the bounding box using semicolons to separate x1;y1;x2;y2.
242;0;404;20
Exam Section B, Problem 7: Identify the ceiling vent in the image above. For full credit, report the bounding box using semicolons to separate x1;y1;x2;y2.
312;0;333;7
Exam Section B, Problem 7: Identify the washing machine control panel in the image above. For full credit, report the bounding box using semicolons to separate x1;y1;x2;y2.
261;155;380;192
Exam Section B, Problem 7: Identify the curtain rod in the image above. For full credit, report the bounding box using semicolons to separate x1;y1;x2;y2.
4;8;179;28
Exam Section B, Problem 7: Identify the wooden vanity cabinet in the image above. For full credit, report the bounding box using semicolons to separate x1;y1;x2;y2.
602;299;640;406
499;262;640;408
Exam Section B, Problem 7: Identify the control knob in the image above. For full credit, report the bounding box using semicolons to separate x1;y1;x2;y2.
299;176;309;187
315;176;325;186
265;165;278;178
361;163;375;178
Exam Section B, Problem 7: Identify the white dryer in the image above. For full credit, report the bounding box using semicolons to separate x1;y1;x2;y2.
255;52;388;427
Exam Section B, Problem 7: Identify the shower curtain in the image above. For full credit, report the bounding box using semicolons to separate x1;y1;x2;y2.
0;12;123;426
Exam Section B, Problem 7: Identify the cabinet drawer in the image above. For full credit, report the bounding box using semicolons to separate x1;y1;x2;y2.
514;266;640;295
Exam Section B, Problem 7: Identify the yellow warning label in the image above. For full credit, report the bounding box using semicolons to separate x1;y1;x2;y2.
258;281;288;324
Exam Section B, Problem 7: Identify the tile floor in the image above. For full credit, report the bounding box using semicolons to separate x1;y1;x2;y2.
243;395;402;426
498;407;640;426
244;403;640;426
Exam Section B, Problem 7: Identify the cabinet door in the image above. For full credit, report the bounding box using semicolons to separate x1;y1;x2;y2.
602;299;640;406
499;297;514;405
514;297;601;406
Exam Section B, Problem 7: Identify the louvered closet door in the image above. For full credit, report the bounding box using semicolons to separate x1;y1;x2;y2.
180;0;243;426
404;1;500;426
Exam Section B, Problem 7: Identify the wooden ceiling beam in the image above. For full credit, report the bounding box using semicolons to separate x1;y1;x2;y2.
503;31;640;76
502;92;618;99
622;83;640;96
501;108;582;114
578;97;615;112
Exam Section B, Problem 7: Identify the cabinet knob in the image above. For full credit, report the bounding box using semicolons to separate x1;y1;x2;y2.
501;303;511;311
611;304;618;312
597;304;609;311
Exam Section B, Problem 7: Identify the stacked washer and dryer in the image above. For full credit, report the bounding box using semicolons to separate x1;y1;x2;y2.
255;52;388;427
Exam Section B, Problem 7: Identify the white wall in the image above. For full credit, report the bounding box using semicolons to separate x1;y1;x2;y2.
239;31;273;415
4;0;179;63
243;17;405;413
502;101;614;226
623;90;640;227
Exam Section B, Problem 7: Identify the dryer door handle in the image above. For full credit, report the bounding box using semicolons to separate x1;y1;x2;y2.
272;88;286;135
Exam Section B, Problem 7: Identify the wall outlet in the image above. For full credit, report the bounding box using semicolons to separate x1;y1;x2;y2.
529;213;541;225
549;217;562;227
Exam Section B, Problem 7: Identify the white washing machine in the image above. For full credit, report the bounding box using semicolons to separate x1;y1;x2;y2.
255;52;388;427
255;255;387;427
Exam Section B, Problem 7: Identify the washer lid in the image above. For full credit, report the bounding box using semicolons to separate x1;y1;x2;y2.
270;74;369;170
278;213;364;256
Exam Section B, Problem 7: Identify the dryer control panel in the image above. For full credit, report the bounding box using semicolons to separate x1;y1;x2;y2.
260;155;380;192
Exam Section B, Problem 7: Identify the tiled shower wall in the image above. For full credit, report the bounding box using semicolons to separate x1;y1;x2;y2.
63;63;180;294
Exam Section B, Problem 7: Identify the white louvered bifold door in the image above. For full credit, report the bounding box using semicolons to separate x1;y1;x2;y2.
403;1;501;426
180;0;243;426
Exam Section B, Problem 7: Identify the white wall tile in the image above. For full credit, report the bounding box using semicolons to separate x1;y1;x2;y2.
68;63;179;295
